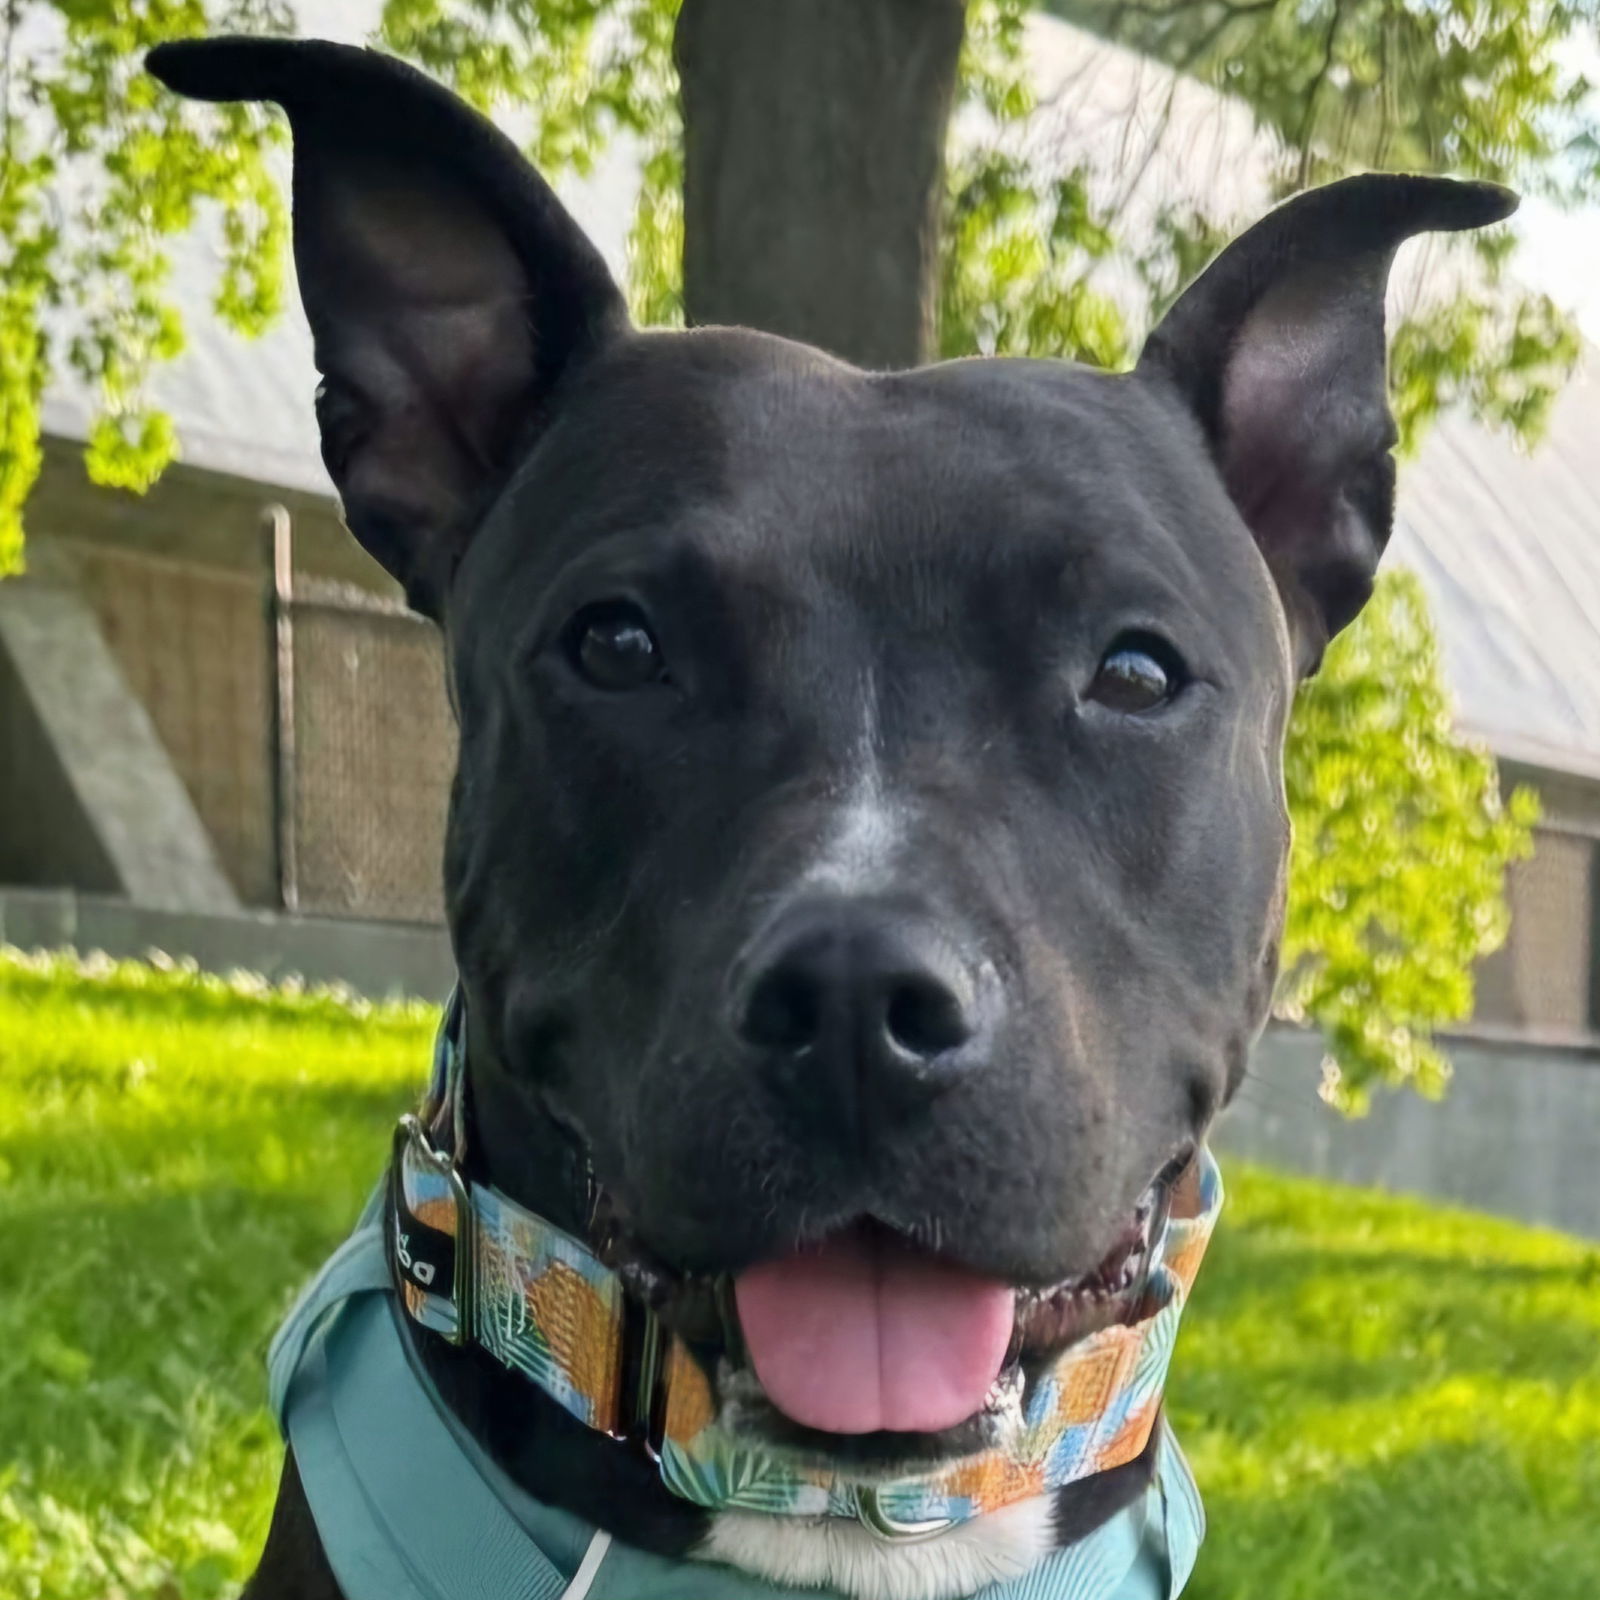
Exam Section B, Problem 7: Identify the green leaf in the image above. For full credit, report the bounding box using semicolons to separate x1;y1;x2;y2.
0;0;294;562
1281;570;1537;1110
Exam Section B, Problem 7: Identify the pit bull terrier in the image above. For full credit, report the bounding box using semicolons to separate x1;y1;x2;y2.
147;35;1513;1600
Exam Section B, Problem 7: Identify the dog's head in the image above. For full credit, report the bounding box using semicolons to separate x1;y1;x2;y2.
154;40;1512;1455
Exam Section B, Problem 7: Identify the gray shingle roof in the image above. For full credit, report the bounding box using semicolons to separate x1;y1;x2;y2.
1394;353;1600;777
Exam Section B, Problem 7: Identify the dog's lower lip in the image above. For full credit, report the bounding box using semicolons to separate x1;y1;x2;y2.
1008;1218;1151;1359
1009;1150;1193;1360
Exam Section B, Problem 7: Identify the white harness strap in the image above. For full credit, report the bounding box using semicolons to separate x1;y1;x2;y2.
564;1532;613;1600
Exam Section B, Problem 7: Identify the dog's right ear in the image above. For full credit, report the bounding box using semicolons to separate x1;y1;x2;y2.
1136;173;1515;674
148;38;629;617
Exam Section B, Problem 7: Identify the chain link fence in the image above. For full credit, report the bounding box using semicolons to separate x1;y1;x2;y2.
1474;826;1599;1037
78;510;453;926
280;584;454;923
76;542;278;905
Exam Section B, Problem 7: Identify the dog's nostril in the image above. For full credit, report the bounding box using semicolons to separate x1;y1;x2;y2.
735;904;986;1079
884;974;972;1059
741;967;824;1053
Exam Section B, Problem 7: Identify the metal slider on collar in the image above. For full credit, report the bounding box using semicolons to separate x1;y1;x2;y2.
855;1490;957;1542
609;1293;668;1456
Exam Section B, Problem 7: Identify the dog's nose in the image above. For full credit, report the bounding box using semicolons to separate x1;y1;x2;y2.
734;899;991;1125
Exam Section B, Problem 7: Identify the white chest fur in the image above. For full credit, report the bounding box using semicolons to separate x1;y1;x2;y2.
696;1494;1057;1600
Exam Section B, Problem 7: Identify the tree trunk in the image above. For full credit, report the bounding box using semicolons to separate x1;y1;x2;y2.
674;0;966;370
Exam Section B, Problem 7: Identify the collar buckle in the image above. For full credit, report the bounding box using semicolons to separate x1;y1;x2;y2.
393;1112;475;1347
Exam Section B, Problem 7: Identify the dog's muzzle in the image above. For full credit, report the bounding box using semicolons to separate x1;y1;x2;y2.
388;991;1224;1538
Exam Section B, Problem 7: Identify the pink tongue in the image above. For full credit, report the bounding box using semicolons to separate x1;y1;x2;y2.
734;1229;1015;1435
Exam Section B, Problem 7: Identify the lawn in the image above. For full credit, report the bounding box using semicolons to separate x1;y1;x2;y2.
1;947;1596;1600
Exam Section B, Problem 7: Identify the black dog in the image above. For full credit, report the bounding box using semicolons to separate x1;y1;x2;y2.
149;36;1512;1600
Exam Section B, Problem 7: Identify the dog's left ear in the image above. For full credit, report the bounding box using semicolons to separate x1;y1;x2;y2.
1137;174;1516;673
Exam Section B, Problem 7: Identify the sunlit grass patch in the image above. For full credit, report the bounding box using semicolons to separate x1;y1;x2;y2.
0;948;432;1600
1175;1164;1600;1600
2;946;1596;1598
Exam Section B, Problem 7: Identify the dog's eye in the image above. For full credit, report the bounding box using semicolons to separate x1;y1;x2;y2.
566;602;667;691
1088;635;1185;715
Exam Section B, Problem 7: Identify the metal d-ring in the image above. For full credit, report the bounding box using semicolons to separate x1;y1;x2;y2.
855;1488;956;1542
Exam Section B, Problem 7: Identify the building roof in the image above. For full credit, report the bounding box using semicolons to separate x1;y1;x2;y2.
1396;353;1600;776
36;13;1600;777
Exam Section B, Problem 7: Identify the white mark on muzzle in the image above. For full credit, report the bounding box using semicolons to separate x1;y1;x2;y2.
803;672;904;895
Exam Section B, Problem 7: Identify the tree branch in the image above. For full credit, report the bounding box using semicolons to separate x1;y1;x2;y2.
1296;0;1351;185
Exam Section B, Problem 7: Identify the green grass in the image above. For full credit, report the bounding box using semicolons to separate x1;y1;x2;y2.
1175;1164;1600;1599
1;947;1596;1599
0;949;433;1600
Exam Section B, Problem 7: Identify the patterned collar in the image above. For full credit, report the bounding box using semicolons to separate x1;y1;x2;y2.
268;1226;1208;1600
389;992;1223;1540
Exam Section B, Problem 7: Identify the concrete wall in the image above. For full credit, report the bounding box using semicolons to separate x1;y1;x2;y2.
20;439;453;921
0;888;452;1002
21;440;386;913
26;433;384;595
1221;1024;1600;1240
0;564;238;912
0;632;122;895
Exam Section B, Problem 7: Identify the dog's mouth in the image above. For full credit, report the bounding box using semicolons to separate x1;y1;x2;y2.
730;1219;1018;1436
604;1146;1192;1445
